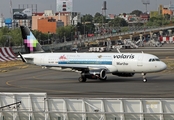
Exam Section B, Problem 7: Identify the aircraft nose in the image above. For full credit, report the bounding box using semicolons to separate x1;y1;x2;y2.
160;62;167;71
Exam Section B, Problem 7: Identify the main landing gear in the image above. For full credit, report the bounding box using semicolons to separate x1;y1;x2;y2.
78;71;86;82
78;75;108;82
78;70;108;82
142;73;147;82
78;76;86;82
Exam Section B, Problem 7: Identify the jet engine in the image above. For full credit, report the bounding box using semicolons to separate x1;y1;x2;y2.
112;72;135;77
85;69;107;79
99;69;107;79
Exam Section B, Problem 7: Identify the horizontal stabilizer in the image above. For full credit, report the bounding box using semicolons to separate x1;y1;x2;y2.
18;52;27;63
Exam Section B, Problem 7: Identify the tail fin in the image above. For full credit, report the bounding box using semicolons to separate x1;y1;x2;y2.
20;26;44;53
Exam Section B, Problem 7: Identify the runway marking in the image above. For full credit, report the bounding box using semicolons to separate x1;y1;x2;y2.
6;79;79;94
5;68;79;94
0;65;43;74
30;69;79;83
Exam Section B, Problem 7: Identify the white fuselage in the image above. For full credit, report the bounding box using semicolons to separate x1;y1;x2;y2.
22;52;167;73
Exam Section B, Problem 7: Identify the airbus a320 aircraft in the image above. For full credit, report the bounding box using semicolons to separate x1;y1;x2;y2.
19;26;167;83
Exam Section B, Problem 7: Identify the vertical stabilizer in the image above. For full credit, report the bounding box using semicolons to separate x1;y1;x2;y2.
20;26;44;53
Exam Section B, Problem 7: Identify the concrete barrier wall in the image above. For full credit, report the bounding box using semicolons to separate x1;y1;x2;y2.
0;47;17;62
0;93;174;120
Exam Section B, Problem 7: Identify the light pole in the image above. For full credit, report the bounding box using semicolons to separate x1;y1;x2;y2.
71;32;73;41
84;23;86;38
71;32;73;45
48;31;50;44
64;32;66;42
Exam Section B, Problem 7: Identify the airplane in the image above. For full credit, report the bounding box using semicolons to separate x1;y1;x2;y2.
19;26;167;83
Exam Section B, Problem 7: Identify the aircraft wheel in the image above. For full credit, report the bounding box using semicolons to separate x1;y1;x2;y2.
143;78;147;83
78;77;86;82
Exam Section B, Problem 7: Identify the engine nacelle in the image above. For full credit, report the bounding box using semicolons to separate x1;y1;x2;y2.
99;69;107;79
112;72;135;77
86;69;107;79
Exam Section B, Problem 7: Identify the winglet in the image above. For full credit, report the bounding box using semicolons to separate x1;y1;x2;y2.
18;52;27;63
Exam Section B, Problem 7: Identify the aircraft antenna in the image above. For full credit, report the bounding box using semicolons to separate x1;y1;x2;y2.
117;48;120;53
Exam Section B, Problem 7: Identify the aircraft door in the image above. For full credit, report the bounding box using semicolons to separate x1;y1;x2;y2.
137;55;143;66
40;55;45;65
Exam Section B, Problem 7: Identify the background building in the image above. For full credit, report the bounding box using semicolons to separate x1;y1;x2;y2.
162;5;173;15
108;14;116;19
56;0;73;12
150;11;159;18
158;5;163;15
0;17;5;27
140;13;149;21
37;17;57;33
32;10;81;33
157;4;173;16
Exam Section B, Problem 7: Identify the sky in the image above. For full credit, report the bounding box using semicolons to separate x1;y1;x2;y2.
0;0;173;18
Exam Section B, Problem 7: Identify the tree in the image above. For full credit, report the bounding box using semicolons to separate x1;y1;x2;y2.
32;30;48;44
164;14;170;20
0;35;7;46
109;17;128;27
84;23;95;34
145;15;170;26
0;27;23;46
56;25;74;41
81;14;93;23
94;12;102;18
130;10;143;17
8;28;22;46
64;25;73;40
93;12;106;24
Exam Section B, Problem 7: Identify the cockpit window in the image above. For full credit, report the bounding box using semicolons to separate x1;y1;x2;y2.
149;58;160;62
155;58;160;61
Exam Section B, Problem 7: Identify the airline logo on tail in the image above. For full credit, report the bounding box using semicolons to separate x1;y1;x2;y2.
24;31;38;52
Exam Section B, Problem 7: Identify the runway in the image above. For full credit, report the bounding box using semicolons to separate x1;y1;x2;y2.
1;64;174;98
0;45;174;98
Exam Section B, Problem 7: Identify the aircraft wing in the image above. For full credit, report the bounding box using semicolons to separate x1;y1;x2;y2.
45;64;109;71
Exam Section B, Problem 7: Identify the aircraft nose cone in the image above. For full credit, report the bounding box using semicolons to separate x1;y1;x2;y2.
161;62;167;70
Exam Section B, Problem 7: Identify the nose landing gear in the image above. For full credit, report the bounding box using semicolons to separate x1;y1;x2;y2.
142;73;147;82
